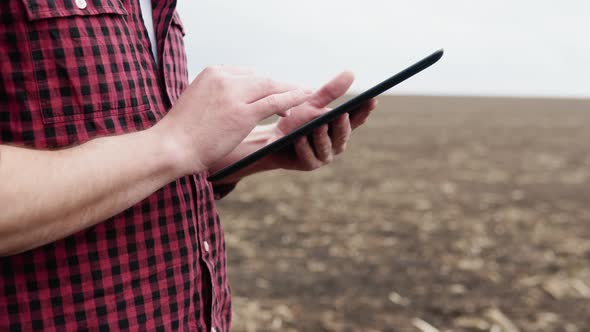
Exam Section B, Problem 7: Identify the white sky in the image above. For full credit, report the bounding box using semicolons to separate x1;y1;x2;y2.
177;1;590;98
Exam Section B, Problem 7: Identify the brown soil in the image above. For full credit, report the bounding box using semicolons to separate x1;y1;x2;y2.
217;95;590;332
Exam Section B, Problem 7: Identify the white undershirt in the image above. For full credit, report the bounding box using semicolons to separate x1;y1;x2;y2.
139;0;158;64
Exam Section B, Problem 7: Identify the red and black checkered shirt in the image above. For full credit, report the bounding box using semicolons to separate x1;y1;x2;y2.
0;1;234;330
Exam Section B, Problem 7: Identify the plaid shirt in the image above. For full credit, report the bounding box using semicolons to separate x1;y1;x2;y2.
0;1;233;330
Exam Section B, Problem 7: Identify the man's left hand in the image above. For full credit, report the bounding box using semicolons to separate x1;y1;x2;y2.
264;71;378;171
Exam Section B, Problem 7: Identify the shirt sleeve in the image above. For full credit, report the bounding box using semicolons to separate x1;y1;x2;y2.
211;182;239;200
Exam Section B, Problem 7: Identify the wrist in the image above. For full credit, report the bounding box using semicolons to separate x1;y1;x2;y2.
260;124;293;171
209;124;280;184
146;122;204;178
247;124;282;171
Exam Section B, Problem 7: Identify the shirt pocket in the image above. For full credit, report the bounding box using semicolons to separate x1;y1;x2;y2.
22;0;150;124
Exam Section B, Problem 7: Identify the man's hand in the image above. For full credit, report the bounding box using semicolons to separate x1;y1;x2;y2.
208;71;378;184
0;65;310;255
264;71;377;171
154;65;310;175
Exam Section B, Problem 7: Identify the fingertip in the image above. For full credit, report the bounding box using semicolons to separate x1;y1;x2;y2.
363;98;378;112
335;113;348;126
335;70;355;90
341;70;355;82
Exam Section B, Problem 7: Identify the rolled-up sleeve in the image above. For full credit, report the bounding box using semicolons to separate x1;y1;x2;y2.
211;182;239;200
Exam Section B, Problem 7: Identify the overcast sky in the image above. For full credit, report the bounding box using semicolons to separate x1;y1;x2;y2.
177;1;589;98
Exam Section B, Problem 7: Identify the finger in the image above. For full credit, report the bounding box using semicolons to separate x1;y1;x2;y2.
312;125;333;163
308;71;354;108
350;108;370;130
350;98;378;130
330;113;351;154
308;71;355;108
367;98;378;110
294;136;321;170
249;89;310;120
240;76;300;103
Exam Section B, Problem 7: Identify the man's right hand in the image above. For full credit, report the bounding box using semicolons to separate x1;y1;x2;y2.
0;65;309;255
153;66;310;175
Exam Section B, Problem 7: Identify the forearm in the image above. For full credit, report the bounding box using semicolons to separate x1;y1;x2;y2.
0;127;183;256
209;124;278;185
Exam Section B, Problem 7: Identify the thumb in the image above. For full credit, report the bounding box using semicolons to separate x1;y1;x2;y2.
308;71;355;108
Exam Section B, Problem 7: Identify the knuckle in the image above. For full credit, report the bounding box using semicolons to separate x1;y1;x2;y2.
265;95;280;112
203;65;219;75
291;89;306;105
287;91;299;106
202;66;213;75
212;76;227;92
262;78;276;90
237;66;255;75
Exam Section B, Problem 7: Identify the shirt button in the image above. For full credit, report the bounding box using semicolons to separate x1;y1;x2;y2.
75;0;87;9
203;241;210;253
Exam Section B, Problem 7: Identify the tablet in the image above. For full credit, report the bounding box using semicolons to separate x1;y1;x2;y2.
207;49;444;182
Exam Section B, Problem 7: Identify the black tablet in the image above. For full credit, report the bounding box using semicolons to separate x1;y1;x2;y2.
207;49;444;182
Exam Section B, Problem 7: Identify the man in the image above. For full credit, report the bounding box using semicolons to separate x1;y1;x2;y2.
0;0;375;330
